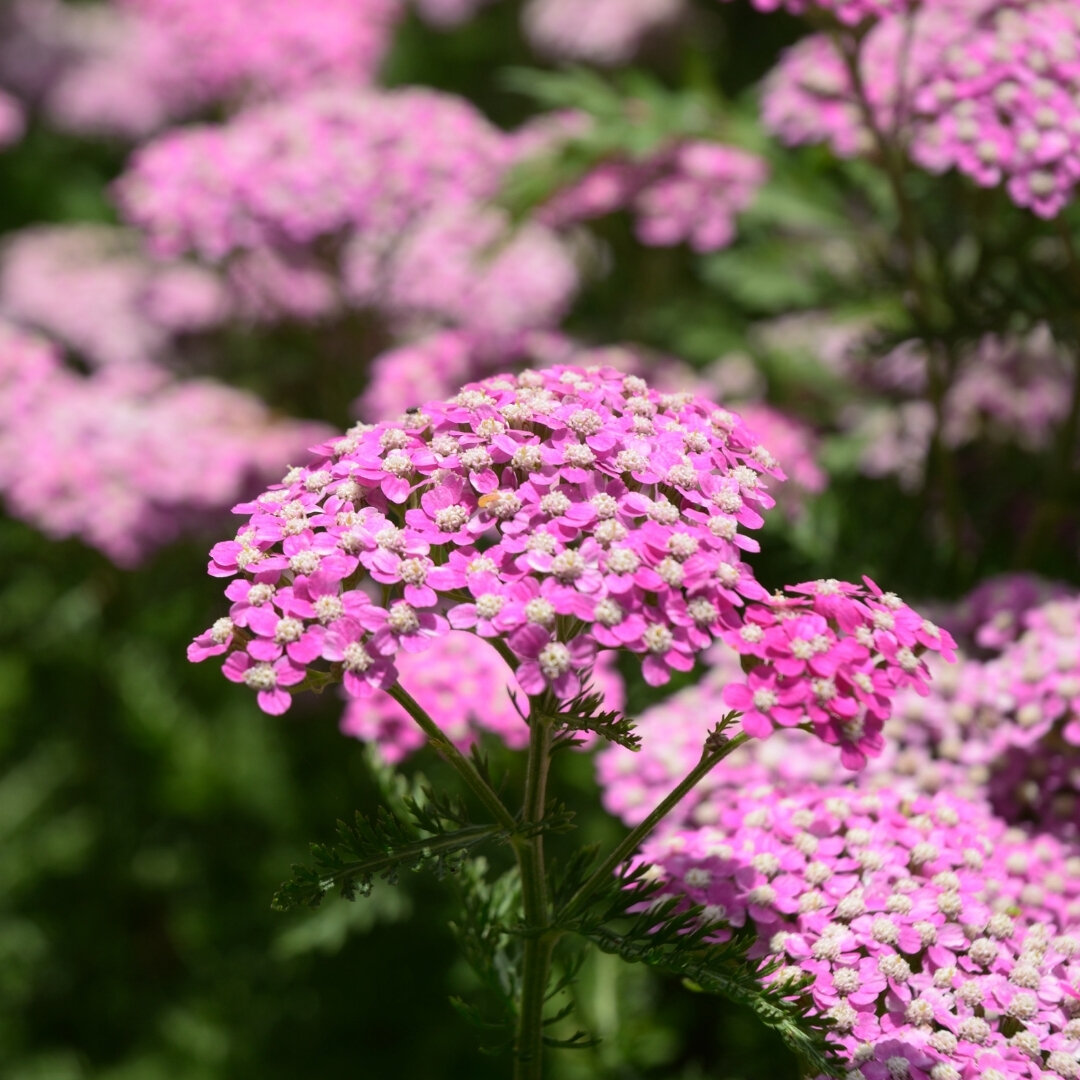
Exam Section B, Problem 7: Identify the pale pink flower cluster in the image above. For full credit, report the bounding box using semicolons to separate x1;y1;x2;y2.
117;88;509;261
340;633;625;762
117;88;579;336
522;0;684;65
541;140;768;253
643;784;1080;1080
345;208;578;338
893;593;1080;839
0;225;230;368
189;366;788;715
0;88;25;149
0;320;330;565
0;0;400;138
761;1;1080;217
840;328;1076;489
718;0;908;26
948;572;1074;651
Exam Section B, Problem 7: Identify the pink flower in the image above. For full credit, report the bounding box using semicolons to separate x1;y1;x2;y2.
222;652;305;715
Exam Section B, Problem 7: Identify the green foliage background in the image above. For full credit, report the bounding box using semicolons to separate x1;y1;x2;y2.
2;2;1078;1078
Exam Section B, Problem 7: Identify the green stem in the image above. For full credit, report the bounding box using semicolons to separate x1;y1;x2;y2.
387;684;518;834
559;728;749;925
512;707;556;1080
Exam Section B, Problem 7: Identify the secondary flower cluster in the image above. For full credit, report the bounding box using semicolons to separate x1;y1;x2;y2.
0;225;230;368
116;87;579;336
339;632;625;762
719;579;957;769
642;784;1080;1080
190;366;787;715
0;0;400;138
760;0;1080;217
834;327;1077;491
540;140;769;253
599;576;1077;833
0;320;329;565
117;87;511;261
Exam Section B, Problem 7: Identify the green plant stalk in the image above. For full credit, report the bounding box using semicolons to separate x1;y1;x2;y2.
512;707;557;1080
387;683;518;834
832;28;965;557
559;728;749;925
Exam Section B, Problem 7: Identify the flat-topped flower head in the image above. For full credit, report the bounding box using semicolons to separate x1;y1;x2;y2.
190;365;784;714
642;783;1080;1080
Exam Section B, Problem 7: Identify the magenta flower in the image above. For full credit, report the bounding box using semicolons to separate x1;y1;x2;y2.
222;652;305;715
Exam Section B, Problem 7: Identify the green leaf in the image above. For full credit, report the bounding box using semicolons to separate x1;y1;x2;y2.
271;798;504;911
558;871;844;1078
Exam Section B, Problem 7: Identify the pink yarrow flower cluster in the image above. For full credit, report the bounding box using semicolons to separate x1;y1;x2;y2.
522;0;684;66
719;578;957;769
189;365;788;716
117;88;512;262
642;783;1080;1080
760;0;1080;217
353;331;706;427
0;320;330;566
117;87;579;335
540;139;768;253
837;327;1077;490
0;0;401;138
0;225;230;368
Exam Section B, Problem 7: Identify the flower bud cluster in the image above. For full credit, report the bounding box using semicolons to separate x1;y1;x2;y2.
642;784;1080;1080
190;365;785;714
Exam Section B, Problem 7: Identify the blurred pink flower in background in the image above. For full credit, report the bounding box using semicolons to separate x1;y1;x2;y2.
0;320;330;565
0;0;401;137
760;0;1080;217
0;88;26;149
0;225;231;367
522;0;685;65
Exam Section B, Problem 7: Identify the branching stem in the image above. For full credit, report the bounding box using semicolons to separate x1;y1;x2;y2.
559;727;749;925
388;683;518;834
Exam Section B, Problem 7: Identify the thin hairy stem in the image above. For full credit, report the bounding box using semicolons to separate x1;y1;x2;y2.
559;726;749;925
387;683;518;834
512;706;557;1080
